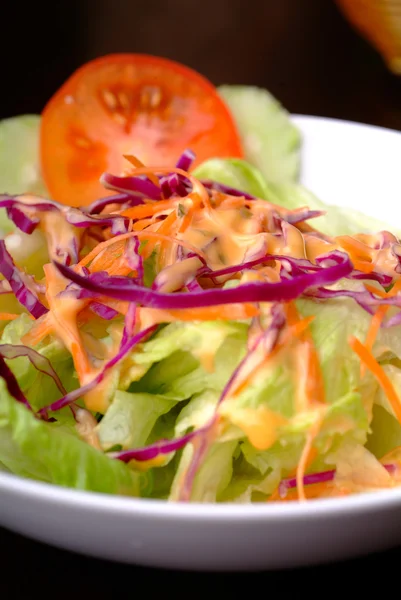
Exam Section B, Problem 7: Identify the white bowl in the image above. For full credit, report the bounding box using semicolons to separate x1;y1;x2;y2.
1;116;401;571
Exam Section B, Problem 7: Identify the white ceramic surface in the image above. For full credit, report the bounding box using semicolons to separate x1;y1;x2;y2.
1;116;401;572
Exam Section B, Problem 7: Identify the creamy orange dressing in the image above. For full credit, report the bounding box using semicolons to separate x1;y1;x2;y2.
11;174;401;436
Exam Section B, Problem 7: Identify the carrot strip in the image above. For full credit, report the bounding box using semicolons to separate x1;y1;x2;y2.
336;235;373;260
350;336;401;425
296;417;323;502
0;312;26;321
122;155;160;187
121;201;174;219
22;314;54;346
144;211;178;262
78;230;207;269
178;196;202;234
352;260;375;274
270;481;335;502
362;279;401;375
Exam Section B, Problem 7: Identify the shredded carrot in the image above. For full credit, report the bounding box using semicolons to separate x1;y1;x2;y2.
108;164;211;211
144;211;178;262
350;335;401;425
296;417;323;502
78;230;207;270
362;279;401;376
132;218;154;231
177;196;202;234
364;283;388;298
336;235;373;260
123;155;160;187
22;313;54;346
43;263;92;381
121;201;174;220
352;260;375;274
139;303;259;325
270;481;335;502
0;312;27;321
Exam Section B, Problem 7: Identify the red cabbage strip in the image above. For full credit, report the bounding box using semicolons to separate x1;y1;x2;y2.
89;302;119;320
285;209;326;225
392;245;401;274
201;251;390;287
349;270;392;286
0;355;31;409
278;464;397;498
201;180;255;199
111;429;202;463
86;193;143;215
279;469;336;498
100;173;162;200
160;173;189;198
0;195;58;212
0;344;66;395
0;240;47;318
175;149;195;171
307;286;401;318
122;303;137;346
125;237;144;284
65;209;129;232
178;305;287;501
38;325;157;418
7;207;39;234
0;195;58;234
54;251;353;310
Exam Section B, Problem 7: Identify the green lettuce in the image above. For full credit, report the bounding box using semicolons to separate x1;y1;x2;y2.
0;115;47;235
0;377;142;494
193;158;271;199
97;390;177;450
1;315;76;413
218;85;301;183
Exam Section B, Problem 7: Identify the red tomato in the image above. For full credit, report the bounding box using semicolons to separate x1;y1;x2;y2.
40;54;243;206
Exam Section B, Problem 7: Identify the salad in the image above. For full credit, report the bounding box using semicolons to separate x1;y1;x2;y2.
1;53;401;503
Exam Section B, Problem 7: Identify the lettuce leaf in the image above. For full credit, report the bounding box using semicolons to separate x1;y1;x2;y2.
218;85;301;183
97;390;177;450
0;377;142;494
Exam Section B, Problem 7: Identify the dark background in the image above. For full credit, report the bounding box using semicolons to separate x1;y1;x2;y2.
3;0;401;130
1;0;401;593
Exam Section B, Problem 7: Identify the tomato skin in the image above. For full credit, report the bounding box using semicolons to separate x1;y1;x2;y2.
40;53;243;206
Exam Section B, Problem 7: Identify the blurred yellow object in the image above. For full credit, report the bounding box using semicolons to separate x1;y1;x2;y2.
336;0;401;74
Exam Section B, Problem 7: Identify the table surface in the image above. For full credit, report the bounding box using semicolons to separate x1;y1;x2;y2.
2;0;401;589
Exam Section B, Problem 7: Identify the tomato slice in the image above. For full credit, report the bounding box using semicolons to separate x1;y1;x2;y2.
40;54;243;206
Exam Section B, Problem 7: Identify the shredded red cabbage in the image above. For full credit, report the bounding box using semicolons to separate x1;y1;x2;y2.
38;325;157;418
160;173;189;198
175;149;195;172
86;193;143;215
0;355;31;409
6;206;40;234
201;180;255;199
306;286;401;321
0;344;66;395
122;303;137;346
65;209;129;232
89;302;119;320
285;209;326;225
111;429;201;463
125;237;144;284
278;464;397;498
55;250;353;310
100;172;162;200
0;240;47;318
